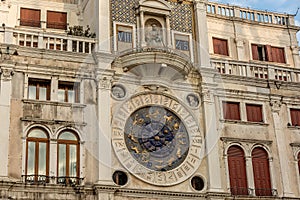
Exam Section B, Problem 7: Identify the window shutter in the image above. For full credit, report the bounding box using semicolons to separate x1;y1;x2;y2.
252;147;272;196
265;45;272;62
228;146;248;195
213;38;220;54
223;102;240;120
20;8;41;27
271;47;285;63
213;38;228;56
47;11;67;29
251;44;259;60
246;104;262;122
290;109;300;126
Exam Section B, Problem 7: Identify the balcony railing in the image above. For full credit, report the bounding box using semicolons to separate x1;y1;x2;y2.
206;2;293;26
1;27;96;54
21;175;83;185
211;58;300;83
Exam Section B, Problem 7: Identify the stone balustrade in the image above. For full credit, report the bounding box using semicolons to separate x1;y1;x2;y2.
0;27;96;54
211;58;300;82
206;2;294;26
22;99;86;125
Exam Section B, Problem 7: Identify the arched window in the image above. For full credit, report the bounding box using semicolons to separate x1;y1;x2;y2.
57;131;80;184
252;147;272;196
26;128;49;182
227;146;248;195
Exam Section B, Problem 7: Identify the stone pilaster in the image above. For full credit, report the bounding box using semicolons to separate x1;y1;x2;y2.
270;97;294;197
96;75;114;184
97;0;111;53
0;67;14;177
202;86;223;192
194;0;210;68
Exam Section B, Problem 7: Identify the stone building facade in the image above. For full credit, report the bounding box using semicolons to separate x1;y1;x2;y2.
0;0;300;199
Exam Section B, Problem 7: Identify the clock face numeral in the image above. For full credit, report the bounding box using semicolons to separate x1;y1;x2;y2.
112;93;202;186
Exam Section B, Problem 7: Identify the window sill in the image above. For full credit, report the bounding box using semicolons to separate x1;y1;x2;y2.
221;119;268;126
287;125;300;130
22;99;85;108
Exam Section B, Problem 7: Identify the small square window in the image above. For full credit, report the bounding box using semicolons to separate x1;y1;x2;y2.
246;104;263;122
28;78;51;101
222;102;240;120
58;81;80;103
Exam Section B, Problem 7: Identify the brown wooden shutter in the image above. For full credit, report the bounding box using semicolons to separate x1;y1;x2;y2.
213;38;220;54
291;109;300;126
265;45;272;62
252;147;272;196
223;102;240;120
20;8;41;27
271;47;285;63
213;38;229;56
228;146;248;195
246;104;262;122
251;44;259;60
47;11;67;29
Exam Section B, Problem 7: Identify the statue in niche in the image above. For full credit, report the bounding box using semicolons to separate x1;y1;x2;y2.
145;24;163;47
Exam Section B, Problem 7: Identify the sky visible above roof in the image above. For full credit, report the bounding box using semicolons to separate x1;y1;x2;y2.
210;0;300;45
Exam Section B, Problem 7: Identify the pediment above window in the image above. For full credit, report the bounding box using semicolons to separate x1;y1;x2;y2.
137;0;171;15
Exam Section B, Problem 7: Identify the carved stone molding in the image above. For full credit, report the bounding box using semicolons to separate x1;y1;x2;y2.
202;89;214;103
270;98;282;113
0;68;14;81
98;77;112;90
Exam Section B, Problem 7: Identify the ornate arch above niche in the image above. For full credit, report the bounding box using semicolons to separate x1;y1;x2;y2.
136;0;172;47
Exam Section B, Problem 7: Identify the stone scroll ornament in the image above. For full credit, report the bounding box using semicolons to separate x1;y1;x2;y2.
112;93;202;186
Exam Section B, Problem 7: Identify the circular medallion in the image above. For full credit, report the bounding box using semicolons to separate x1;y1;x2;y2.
112;93;202;186
124;106;189;171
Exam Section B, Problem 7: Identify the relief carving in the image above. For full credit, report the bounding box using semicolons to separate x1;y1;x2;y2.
0;68;14;81
270;99;282;113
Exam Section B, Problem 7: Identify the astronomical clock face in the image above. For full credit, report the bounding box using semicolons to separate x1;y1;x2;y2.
112;93;202;186
124;106;189;172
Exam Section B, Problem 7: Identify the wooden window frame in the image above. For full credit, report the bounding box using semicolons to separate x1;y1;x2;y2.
246;104;263;122
28;78;51;101
58;81;80;103
20;8;41;28
213;37;229;56
57;132;80;184
222;101;241;120
25;129;49;183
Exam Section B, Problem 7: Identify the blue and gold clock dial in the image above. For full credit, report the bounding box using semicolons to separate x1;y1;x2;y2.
124;106;189;171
